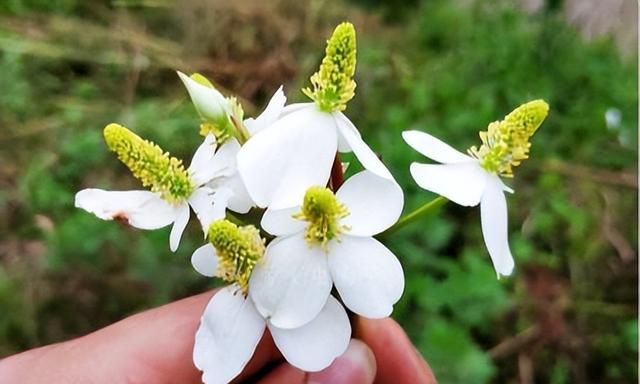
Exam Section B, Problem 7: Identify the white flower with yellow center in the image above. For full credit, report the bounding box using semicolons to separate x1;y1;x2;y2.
402;100;549;277
75;74;285;252
190;220;350;384
247;170;405;330
74;125;239;252
237;22;394;210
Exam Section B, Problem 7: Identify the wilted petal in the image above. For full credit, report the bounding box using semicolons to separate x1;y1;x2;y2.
194;287;265;384
409;162;488;207
169;203;190;252
269;295;350;372
337;171;403;236
260;206;305;237
402;130;473;164
178;71;229;121
249;235;332;329
335;112;393;180
189;134;218;186
237;105;337;209
75;189;178;230
191;243;218;277
329;236;404;318
480;176;515;277
244;86;286;135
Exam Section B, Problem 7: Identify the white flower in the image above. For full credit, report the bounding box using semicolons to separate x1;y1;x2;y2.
191;247;350;384
75;82;286;253
247;170;405;329
402;130;515;277
237;103;394;210
75;133;242;252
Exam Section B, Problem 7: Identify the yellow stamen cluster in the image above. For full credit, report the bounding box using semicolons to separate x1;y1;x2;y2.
208;220;265;294
293;187;350;249
303;22;357;112
103;123;194;204
468;100;549;177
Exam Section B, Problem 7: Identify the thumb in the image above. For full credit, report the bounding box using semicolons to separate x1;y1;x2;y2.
257;339;376;384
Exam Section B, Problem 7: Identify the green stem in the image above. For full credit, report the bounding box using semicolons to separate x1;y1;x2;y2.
380;196;447;237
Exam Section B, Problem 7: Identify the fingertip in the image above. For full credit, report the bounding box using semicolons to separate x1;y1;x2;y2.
306;339;376;384
355;317;436;384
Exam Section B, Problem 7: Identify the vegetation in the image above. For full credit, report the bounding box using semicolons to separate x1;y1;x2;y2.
0;1;636;383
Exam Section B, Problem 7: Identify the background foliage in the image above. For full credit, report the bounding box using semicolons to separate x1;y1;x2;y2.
0;0;637;383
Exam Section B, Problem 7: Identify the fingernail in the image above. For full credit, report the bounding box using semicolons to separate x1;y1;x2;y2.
307;339;376;384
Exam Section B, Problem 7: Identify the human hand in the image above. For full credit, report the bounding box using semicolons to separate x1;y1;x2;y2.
0;291;436;384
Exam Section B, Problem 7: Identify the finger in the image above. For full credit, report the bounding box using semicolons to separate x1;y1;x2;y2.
0;290;281;384
354;317;436;384
257;339;376;384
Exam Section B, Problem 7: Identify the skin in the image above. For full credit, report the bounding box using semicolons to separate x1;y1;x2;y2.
0;291;437;384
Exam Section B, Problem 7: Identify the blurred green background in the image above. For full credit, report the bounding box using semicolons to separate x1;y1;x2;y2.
0;0;637;382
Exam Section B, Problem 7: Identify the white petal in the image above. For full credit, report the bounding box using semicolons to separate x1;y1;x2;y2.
260;206;305;237
402;130;473;164
224;174;255;214
279;102;316;118
336;171;404;236
409;162;488;207
169;203;190;252
335;112;393;180
244;86;287;136
329;236;404;318
191;243;219;277
189;187;227;233
269;295;350;372
480;177;515;277
210;139;241;178
237;105;337;209
178;71;229;121
194;287;265;384
189;134;218;186
75;189;178;230
249;235;332;329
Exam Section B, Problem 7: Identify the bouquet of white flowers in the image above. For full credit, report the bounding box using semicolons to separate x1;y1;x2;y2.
74;22;548;384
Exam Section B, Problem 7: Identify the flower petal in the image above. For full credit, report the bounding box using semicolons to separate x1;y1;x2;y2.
336;171;403;236
244;86;286;136
194;287;265;384
169;203;190;252
75;189;178;230
237;105;337;209
210;139;241;178
178;71;229;121
224;174;255;214
480;176;515;277
188;134;218;186
249;235;332;329
402;130;473;164
191;243;219;277
269;295;350;372
189;187;228;234
335;112;393;180
409;162;487;207
260;206;305;237
329;236;404;318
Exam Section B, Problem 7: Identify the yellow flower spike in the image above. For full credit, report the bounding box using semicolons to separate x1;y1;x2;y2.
468;100;549;177
207;220;265;294
293;186;350;249
303;22;357;112
103;123;194;204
